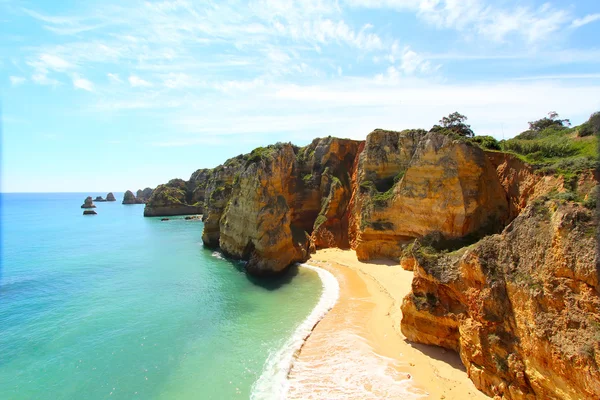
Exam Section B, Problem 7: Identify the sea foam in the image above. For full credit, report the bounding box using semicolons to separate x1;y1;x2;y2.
250;264;340;400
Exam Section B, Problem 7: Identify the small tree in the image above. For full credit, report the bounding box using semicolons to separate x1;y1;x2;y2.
528;111;571;132
432;112;474;137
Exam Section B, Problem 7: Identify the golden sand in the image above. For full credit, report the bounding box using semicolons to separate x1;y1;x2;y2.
287;248;489;399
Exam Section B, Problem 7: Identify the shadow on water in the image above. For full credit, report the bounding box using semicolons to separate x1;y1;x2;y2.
203;246;301;291
242;263;301;291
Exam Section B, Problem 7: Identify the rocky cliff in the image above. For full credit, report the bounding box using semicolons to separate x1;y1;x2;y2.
400;200;599;399
201;137;361;274
351;130;510;261
151;124;598;398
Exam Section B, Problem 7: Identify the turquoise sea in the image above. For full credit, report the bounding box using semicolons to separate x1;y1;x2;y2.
0;193;324;399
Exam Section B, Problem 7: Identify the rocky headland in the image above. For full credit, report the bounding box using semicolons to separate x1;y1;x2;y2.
150;112;599;398
143;169;209;216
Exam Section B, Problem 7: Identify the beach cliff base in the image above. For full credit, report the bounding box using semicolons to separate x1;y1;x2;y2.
288;248;489;399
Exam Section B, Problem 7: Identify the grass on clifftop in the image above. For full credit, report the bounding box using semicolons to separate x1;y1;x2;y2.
497;113;599;178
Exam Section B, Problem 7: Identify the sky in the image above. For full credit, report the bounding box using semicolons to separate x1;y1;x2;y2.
1;0;600;192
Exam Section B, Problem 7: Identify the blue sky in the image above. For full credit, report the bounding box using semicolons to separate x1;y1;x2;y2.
1;0;599;192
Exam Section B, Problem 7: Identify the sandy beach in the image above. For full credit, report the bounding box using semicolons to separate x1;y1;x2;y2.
287;248;488;399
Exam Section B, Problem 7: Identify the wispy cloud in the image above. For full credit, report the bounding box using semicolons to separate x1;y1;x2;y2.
9;76;26;86
572;13;600;29
347;0;573;43
128;75;152;88
72;74;94;91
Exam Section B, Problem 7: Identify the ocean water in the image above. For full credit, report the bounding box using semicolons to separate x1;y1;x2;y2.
0;193;325;400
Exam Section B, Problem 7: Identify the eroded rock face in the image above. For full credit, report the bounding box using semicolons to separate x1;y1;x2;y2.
201;157;245;247
400;201;600;399
81;196;96;208
293;137;362;250
352;130;509;260
106;192;116;201
218;145;309;274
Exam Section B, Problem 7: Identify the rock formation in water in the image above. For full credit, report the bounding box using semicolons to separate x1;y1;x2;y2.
400;200;599;399
201;138;361;274
106;192;116;201
83;210;97;215
94;196;107;202
81;196;96;208
122;190;143;204
136;187;154;203
143;169;210;217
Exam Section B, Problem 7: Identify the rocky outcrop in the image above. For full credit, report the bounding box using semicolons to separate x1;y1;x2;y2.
106;192;116;201
218;145;309;274
400;200;600;399
122;190;143;204
83;210;97;215
352;130;509;261
144;169;211;217
136;188;154;203
81;196;96;208
201;138;361;274
94;196;107;202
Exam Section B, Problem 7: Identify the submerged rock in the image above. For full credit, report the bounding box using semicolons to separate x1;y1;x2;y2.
83;210;97;215
106;192;116;201
81;196;96;209
161;218;169;221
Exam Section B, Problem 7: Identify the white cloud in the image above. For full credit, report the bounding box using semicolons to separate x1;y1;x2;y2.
72;74;94;91
572;13;600;29
38;53;73;70
128;75;152;87
107;73;122;83
9;76;26;86
31;72;60;86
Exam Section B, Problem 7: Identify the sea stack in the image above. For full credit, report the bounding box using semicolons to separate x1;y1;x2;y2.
136;188;154;203
83;210;97;215
106;192;116;201
81;196;96;209
94;196;107;202
122;190;140;204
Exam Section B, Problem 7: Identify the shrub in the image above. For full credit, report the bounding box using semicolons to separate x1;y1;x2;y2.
470;135;501;150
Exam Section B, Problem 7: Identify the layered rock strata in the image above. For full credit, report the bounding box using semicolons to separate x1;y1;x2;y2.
351;130;509;261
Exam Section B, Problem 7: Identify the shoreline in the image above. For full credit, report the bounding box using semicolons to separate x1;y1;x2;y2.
250;264;340;400
286;249;489;399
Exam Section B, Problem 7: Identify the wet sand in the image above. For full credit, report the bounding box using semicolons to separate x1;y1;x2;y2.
288;248;489;399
